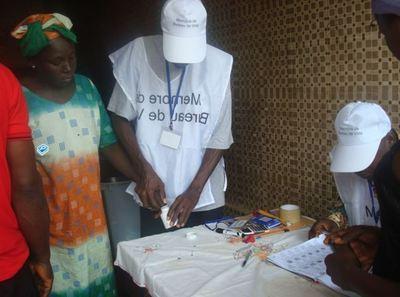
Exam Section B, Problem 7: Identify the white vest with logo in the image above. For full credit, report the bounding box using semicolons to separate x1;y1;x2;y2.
334;173;381;227
110;36;233;209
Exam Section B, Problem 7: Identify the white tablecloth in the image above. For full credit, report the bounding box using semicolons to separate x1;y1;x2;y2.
115;227;343;297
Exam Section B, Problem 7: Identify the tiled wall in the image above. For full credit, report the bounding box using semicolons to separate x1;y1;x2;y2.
203;0;400;218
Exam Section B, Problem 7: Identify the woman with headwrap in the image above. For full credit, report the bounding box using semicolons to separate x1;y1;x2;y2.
321;1;400;296
11;13;138;297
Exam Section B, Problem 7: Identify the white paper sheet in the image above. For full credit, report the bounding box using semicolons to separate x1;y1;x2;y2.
125;182;143;207
268;235;360;297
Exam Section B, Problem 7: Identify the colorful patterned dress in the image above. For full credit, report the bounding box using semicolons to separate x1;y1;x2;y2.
24;75;117;297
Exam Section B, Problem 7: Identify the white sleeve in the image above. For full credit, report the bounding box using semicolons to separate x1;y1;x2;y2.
107;82;138;121
206;82;234;149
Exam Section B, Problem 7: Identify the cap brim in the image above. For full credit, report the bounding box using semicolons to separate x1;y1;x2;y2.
163;33;206;64
330;141;381;173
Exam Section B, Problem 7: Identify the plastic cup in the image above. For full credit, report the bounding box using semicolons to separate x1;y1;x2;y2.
160;205;175;229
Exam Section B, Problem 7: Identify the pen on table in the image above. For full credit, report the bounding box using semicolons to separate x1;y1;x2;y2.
257;209;281;221
242;250;252;267
215;228;244;237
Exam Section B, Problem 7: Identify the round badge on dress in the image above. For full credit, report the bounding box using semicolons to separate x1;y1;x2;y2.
36;144;49;156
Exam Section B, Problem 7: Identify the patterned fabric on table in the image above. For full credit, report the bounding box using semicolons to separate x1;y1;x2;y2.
24;74;117;297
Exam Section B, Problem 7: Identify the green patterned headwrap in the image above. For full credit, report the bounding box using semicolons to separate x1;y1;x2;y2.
11;13;77;57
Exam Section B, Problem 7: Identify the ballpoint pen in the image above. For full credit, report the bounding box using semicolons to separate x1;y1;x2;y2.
257;209;281;221
241;249;252;267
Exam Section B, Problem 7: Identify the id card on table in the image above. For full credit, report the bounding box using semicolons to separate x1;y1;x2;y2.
160;128;181;149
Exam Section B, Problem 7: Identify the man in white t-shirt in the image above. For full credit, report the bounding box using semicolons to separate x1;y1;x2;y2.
108;0;233;235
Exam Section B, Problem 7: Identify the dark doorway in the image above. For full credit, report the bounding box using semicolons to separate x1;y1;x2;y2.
0;0;163;100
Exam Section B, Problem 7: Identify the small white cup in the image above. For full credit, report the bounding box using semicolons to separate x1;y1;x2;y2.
160;205;175;229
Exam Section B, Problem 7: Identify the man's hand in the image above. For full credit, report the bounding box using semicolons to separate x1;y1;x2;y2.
324;225;380;271
348;228;380;271
135;164;166;210
325;245;360;291
309;219;339;238
29;260;53;297
168;188;201;228
324;225;378;245
110;114;166;211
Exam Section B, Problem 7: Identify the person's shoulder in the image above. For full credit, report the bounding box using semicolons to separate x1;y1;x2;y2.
74;74;93;87
0;64;23;106
74;73;91;83
392;141;400;182
142;35;162;43
0;63;13;75
127;35;160;45
142;35;161;41
109;36;153;66
206;45;233;61
203;45;233;74
111;35;153;56
0;64;18;85
122;36;146;48
74;74;100;95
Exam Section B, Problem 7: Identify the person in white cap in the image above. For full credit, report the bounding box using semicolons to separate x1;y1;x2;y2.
107;0;233;235
310;127;383;238
322;101;400;296
309;0;400;245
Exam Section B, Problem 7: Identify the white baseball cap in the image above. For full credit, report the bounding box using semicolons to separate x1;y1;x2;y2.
161;0;207;64
330;102;391;173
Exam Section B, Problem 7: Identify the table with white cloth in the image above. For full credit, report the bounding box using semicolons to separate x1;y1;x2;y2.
115;226;343;297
